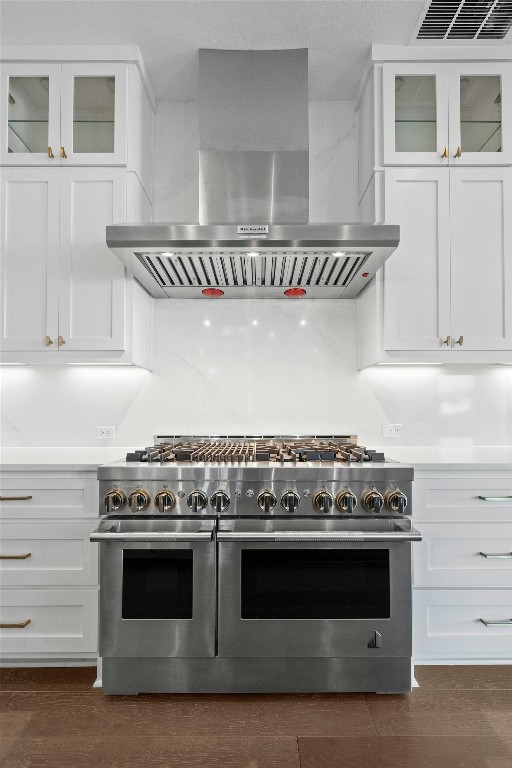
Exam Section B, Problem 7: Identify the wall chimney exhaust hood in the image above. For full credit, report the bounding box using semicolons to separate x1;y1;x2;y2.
106;49;400;299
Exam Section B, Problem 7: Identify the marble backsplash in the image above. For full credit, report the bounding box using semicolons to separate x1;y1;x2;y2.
1;299;511;447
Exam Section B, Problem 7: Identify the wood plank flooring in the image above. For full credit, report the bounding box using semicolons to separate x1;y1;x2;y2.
1;666;511;767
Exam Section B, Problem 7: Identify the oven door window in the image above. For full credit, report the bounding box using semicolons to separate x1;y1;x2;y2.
122;550;193;619
241;549;390;619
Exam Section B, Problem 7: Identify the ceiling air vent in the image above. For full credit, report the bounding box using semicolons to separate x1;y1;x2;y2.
417;0;512;40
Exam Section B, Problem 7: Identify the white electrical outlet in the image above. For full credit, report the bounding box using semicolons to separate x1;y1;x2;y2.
382;424;402;438
97;426;116;439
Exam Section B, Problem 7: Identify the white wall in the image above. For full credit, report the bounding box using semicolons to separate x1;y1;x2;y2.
1;99;511;450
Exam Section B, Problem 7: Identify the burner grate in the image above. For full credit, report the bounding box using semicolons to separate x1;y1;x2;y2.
125;437;385;464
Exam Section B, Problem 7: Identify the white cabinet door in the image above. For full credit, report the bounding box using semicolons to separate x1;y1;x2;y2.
382;63;450;166
0;168;60;352
383;168;451;351
60;63;127;166
448;63;512;166
0;63;61;166
450;167;512;351
58;168;127;352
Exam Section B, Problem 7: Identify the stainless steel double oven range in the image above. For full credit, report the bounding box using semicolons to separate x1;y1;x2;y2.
91;436;421;695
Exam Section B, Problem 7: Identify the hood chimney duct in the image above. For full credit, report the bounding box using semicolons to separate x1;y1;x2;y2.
198;49;309;224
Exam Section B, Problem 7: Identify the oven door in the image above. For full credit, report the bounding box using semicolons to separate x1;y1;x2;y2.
217;518;421;658
91;517;216;658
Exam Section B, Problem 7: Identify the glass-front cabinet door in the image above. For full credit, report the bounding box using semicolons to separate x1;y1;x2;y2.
1;64;61;165
383;61;512;166
1;62;127;166
60;63;127;165
382;63;450;165
449;63;512;166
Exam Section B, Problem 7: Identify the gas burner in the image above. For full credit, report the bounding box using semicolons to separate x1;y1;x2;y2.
125;436;385;464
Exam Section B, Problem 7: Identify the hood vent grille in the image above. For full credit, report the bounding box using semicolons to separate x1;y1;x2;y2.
137;252;370;292
417;0;512;40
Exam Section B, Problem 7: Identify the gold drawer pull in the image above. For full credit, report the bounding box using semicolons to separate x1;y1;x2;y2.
454;146;462;158
47;146;55;159
441;146;449;159
60;146;67;159
442;336;451;346
0;553;32;560
455;335;463;346
0;496;33;501
58;335;65;347
479;618;512;626
44;335;53;347
0;619;31;629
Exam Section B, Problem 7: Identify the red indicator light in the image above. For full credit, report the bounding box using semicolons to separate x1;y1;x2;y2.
202;288;224;297
284;288;306;297
362;272;369;278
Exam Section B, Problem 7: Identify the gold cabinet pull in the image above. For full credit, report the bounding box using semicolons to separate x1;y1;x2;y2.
454;146;462;158
60;146;67;159
455;335;464;346
441;147;449;159
47;146;55;159
44;335;53;347
442;336;451;346
58;335;65;346
0;553;31;560
0;619;31;629
0;496;33;501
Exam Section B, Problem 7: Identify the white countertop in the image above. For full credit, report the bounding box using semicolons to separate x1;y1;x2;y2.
0;447;131;472
1;446;511;472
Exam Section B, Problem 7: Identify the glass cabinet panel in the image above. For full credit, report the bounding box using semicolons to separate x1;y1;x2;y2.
73;76;115;153
459;75;501;153
7;77;49;154
395;75;437;153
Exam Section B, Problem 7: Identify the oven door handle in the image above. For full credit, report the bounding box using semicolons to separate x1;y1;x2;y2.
216;529;422;542
90;530;213;542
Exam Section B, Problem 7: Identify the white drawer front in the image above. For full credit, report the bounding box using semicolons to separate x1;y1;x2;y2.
0;588;98;654
414;478;512;522
0;477;97;519
414;589;512;659
414;522;512;588
0;521;98;586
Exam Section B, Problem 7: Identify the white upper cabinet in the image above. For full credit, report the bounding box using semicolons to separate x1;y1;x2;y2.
382;62;512;166
1;62;128;166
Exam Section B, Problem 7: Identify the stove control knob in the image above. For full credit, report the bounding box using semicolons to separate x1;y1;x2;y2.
336;489;357;514
385;489;408;514
257;491;277;513
312;491;333;514
187;490;208;514
210;491;230;514
154;490;176;514
128;489;150;513
104;489;127;513
281;491;300;514
362;489;384;514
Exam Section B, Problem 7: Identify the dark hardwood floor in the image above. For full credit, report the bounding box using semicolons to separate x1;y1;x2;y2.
1;666;511;767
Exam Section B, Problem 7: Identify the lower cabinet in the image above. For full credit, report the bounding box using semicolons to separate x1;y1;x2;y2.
0;471;99;661
412;471;512;662
0;589;98;655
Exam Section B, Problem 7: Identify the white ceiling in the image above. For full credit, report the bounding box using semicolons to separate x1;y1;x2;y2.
1;1;508;101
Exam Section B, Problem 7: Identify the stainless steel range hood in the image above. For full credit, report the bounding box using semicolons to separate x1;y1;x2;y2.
106;223;399;299
106;49;400;299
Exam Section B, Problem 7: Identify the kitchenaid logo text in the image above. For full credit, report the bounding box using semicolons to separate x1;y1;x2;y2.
237;225;269;235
